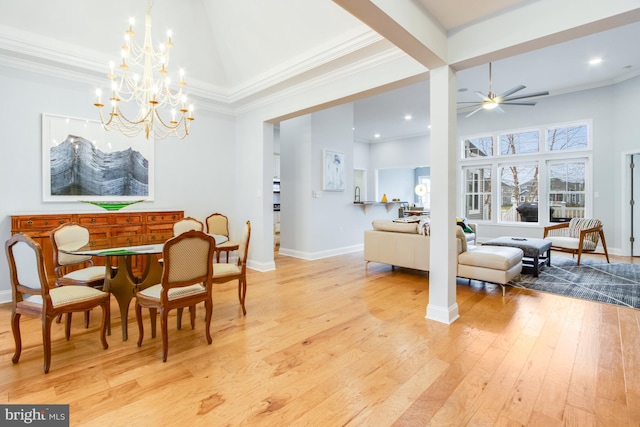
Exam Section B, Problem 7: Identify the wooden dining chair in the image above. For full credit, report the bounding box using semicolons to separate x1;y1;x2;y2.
50;223;109;328
170;217;205;328
206;213;239;262
6;233;110;373
173;217;204;236
212;220;251;315
134;230;216;362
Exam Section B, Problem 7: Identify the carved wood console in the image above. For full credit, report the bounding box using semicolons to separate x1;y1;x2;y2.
11;210;184;286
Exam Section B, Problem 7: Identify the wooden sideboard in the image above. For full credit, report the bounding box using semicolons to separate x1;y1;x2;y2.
11;210;184;286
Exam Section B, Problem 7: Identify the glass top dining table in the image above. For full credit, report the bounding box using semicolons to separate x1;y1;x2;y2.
59;232;228;341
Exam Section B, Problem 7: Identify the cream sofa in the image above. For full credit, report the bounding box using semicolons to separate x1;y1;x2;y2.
364;219;476;272
364;219;523;295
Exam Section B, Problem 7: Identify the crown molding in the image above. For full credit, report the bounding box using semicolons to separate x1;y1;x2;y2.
226;27;384;103
232;45;413;116
0;24;406;117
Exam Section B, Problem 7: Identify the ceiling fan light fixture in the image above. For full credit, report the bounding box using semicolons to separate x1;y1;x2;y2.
483;101;499;110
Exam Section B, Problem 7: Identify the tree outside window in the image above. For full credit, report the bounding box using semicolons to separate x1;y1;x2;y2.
500;131;539;155
547;125;588;151
500;163;539;222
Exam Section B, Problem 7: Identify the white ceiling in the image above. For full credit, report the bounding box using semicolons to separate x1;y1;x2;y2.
354;19;640;142
0;0;638;142
416;0;536;31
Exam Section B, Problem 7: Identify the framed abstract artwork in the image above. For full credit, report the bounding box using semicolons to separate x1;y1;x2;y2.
323;149;345;191
42;113;154;202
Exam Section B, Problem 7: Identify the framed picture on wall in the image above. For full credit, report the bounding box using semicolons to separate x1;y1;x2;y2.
42;113;154;202
323;149;345;191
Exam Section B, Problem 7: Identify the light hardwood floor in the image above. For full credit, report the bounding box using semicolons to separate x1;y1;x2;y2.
1;251;639;426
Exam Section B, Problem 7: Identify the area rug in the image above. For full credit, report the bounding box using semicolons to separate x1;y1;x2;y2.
509;258;640;310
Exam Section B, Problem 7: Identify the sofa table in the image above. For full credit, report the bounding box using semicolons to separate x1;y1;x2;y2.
482;236;552;277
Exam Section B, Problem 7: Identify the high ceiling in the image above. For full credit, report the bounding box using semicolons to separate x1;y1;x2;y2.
0;1;638;141
354;19;640;142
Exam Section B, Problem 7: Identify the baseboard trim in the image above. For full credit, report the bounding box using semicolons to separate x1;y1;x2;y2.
278;244;363;261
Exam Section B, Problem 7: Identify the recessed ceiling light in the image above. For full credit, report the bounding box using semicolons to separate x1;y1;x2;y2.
428;125;431;129
404;114;412;121
589;57;602;65
374;133;380;139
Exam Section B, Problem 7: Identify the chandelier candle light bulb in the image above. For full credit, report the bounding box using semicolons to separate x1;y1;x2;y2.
94;0;194;140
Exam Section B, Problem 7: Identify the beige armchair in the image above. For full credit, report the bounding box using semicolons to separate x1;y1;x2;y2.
543;218;609;266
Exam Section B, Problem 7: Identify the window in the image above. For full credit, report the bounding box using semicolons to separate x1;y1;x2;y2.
463;167;491;220
500;130;539;155
464;136;493;158
461;121;591;224
547;125;588;151
548;161;586;220
500;163;538;222
417;176;431;209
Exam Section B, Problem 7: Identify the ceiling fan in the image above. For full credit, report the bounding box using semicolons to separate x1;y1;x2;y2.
459;62;549;118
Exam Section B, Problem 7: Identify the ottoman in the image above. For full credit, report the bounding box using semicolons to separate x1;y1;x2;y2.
457;246;523;296
482;236;552;277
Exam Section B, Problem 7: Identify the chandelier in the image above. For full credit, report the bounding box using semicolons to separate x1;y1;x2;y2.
94;0;194;140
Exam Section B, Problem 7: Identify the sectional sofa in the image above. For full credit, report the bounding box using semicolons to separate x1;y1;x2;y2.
364;219;523;295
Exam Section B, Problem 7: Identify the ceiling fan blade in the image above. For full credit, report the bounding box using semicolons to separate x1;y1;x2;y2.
465;106;484;118
503;91;549;101
474;91;490;102
501;101;537;106
457;101;482;104
497;85;525;98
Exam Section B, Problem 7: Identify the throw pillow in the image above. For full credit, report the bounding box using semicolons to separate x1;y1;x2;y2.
456;217;474;233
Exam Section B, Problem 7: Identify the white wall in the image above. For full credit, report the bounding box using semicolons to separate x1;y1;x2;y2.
278;103;397;259
0;65;236;299
378;168;414;203
368;135;431;201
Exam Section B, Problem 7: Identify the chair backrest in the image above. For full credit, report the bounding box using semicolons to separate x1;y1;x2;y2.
162;230;216;288
173;217;204;236
237;221;251;267
6;234;48;302
568;218;602;249
206;213;230;238
50;223;92;269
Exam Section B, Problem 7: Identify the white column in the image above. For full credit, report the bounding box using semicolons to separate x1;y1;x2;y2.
426;65;459;324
